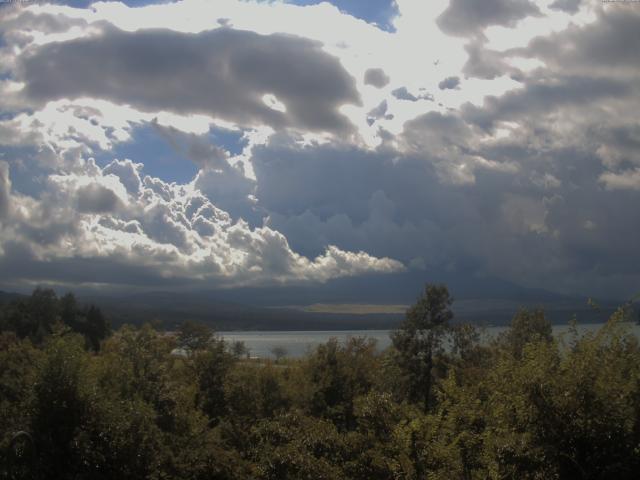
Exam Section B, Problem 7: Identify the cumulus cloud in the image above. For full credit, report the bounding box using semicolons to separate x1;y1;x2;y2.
520;8;640;78
438;76;461;90
462;76;631;132
462;43;514;80
0;159;403;288
194;163;259;224
251;95;640;296
437;0;540;37
366;100;394;126
391;87;433;102
18;26;360;136
102;159;143;197
0;8;88;52
364;67;390;88
391;87;419;102
76;183;122;213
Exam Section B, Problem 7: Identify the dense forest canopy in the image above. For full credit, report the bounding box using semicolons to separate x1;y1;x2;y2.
1;285;640;479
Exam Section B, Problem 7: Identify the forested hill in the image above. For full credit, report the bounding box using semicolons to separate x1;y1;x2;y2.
0;286;625;331
87;290;622;331
0;291;25;304
1;284;640;479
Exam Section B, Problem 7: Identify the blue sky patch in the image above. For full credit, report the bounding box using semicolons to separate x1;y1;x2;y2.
287;0;399;31
97;124;199;184
209;127;248;157
95;124;248;184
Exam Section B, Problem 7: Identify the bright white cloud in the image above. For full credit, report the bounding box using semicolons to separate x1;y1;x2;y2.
0;159;403;287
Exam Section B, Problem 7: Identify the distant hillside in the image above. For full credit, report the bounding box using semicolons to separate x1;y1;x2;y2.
0;290;26;304
153;270;574;308
82;290;626;332
83;292;402;331
1;269;630;331
72;268;628;330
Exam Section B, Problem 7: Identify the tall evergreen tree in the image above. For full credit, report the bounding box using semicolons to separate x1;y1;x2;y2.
391;283;453;412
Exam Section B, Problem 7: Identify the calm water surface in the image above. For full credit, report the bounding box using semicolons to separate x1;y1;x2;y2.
220;323;640;359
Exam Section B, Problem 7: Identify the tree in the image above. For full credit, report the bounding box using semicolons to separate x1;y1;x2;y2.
2;288;59;343
497;308;552;359
84;305;110;351
193;338;236;422
59;293;110;351
177;320;213;353
30;334;90;479
0;290;110;351
307;337;378;430
27;288;59;340
271;345;288;362
59;292;78;329
0;333;41;480
391;283;453;412
231;340;249;358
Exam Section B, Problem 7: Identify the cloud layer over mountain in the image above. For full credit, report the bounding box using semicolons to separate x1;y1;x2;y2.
0;0;638;298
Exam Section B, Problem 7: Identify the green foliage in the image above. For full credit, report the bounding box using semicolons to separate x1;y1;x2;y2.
2;286;640;479
0;288;110;350
30;333;92;479
225;363;290;421
1;288;58;343
178;320;214;352
248;413;347;480
271;345;288;361
0;333;41;477
307;337;379;430
192;336;236;422
496;307;553;359
231;340;249;358
391;283;454;412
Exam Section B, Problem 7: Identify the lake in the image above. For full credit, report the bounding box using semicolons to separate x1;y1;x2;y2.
219;322;640;359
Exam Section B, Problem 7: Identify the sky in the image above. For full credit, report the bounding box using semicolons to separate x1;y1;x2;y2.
0;0;639;300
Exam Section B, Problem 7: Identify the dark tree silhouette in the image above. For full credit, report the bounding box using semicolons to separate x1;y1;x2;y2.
392;283;453;412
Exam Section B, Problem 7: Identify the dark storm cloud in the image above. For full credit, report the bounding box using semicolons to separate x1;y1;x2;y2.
252;138;455;261
402;110;472;152
251;136;531;282
18;26;361;135
364;67;390;88
76;183;121;213
0;240;192;288
437;0;539;37
520;8;640;75
461;76;631;131
462;43;516;80
424;7;640;295
249;131;640;298
462;8;640;82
